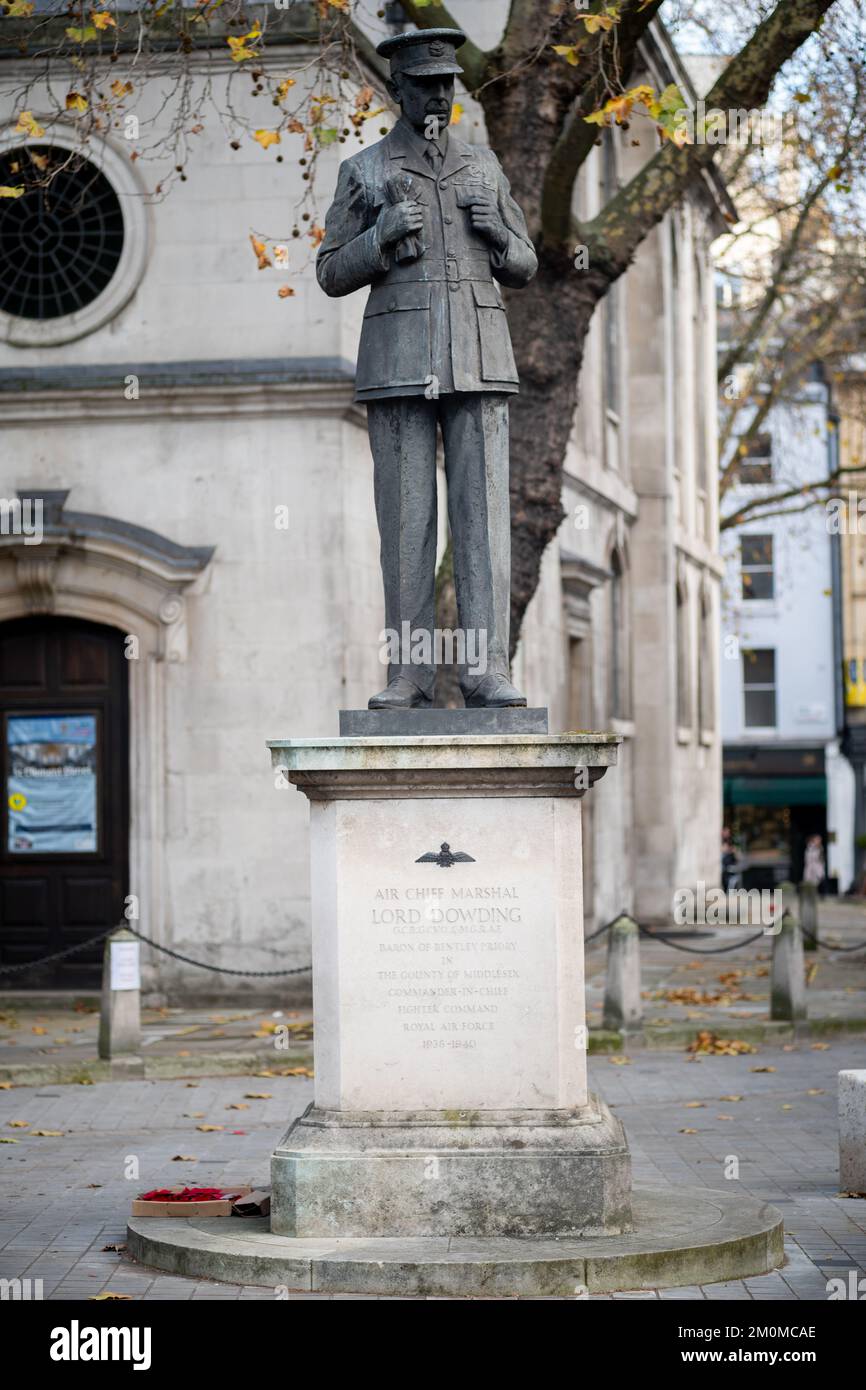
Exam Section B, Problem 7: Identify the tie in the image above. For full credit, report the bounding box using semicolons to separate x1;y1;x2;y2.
424;143;443;174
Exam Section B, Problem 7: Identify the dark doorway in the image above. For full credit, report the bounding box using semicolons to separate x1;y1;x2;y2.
0;617;129;988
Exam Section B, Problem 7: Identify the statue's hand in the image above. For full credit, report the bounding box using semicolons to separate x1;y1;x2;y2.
378;200;424;248
467;193;509;253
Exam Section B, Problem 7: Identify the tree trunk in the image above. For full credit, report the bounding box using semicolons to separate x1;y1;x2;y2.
504;246;609;659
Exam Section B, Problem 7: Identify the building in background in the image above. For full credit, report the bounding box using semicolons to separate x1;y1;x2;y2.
718;372;852;892
837;363;866;892
0;9;726;998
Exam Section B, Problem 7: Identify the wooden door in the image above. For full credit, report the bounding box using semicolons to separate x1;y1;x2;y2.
0;617;129;987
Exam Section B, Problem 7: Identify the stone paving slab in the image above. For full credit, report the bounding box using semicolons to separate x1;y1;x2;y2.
1;1040;865;1298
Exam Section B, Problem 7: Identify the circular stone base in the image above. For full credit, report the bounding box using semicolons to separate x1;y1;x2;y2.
127;1186;783;1297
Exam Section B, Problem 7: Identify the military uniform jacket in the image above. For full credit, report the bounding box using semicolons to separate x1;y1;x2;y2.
316;120;537;401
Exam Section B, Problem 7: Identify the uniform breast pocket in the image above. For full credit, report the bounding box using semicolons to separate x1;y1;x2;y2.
356;282;433;392
471;281;518;383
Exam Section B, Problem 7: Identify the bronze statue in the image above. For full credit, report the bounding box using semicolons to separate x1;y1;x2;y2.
317;28;537;710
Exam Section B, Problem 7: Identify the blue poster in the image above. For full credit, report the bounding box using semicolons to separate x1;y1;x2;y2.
7;714;98;854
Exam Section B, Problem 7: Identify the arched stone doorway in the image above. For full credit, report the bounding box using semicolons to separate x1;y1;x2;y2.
0;616;129;986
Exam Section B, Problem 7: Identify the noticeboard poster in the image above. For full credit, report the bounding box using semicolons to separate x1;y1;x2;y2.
6;714;99;854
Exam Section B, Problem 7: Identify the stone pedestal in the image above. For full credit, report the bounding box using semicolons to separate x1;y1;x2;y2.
267;733;630;1240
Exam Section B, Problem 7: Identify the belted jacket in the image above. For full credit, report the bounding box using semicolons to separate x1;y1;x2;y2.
316;120;537;401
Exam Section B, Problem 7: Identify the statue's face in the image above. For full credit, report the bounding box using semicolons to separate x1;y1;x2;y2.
390;72;455;136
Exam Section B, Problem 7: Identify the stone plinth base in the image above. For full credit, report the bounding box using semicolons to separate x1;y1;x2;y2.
127;1187;784;1296
271;1095;631;1238
267;732;623;1242
338;708;549;736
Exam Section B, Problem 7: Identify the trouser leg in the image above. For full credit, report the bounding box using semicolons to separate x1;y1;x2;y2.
366;396;439;697
440;393;511;694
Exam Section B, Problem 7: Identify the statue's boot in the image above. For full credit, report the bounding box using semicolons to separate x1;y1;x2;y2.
368;675;433;710
463;673;527;708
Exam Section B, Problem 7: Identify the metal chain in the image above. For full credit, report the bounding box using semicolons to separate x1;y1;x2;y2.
0;923;311;979
125;926;311;976
799;923;866;953
638;924;767;954
584;913;767;954
0;925;115;976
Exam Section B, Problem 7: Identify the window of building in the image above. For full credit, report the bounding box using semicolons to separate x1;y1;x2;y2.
0;146;125;320
676;577;691;729
737;434;773;485
698;590;715;735
742;648;777;727
740;534;774;600
610;552;628;719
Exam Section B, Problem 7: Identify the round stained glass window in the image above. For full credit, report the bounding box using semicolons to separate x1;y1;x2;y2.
0;145;125;320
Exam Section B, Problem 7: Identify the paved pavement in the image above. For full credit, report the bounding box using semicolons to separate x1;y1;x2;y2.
1;1039;864;1300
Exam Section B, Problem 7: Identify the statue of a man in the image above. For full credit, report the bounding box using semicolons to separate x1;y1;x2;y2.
317;27;537;710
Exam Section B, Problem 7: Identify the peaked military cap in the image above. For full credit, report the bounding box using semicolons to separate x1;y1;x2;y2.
377;27;465;77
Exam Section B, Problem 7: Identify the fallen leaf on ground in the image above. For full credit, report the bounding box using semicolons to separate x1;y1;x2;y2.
750;1066;776;1073
171;1154;197;1161
680;1127;698;1134
0;1138;19;1144
184;1113;205;1119
244;1092;272;1099
8;1120;28;1128
806;1088;825;1096
719;1095;743;1102
226;1103;249;1110
90;1292;133;1300
811;1043;831;1051
684;1101;705;1108
687;1031;756;1056
32;1130;64;1137
609;1056;632;1065
102;1243;126;1253
781;1104;793;1110
185;1083;199;1089
0;1083;13;1090
716;1114;734;1120
196;1124;223;1132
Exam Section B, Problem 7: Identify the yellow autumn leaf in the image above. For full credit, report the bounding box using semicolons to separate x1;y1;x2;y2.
65;25;98;42
276;78;296;102
578;11;617;33
249;233;271;270
8;1120;29;1127
244;1092;272;1099
111;79;133;98
0;1138;20;1144
278;285;295;298
450;103;463;125
32;1130;64;1137
227;23;261;62
552;44;581;66
91;9;115;28
196;1124;223;1132
253;129;281;150
89;1292;133;1300
15;111;45;138
66;92;88;113
4;0;35;14
0;186;25;199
